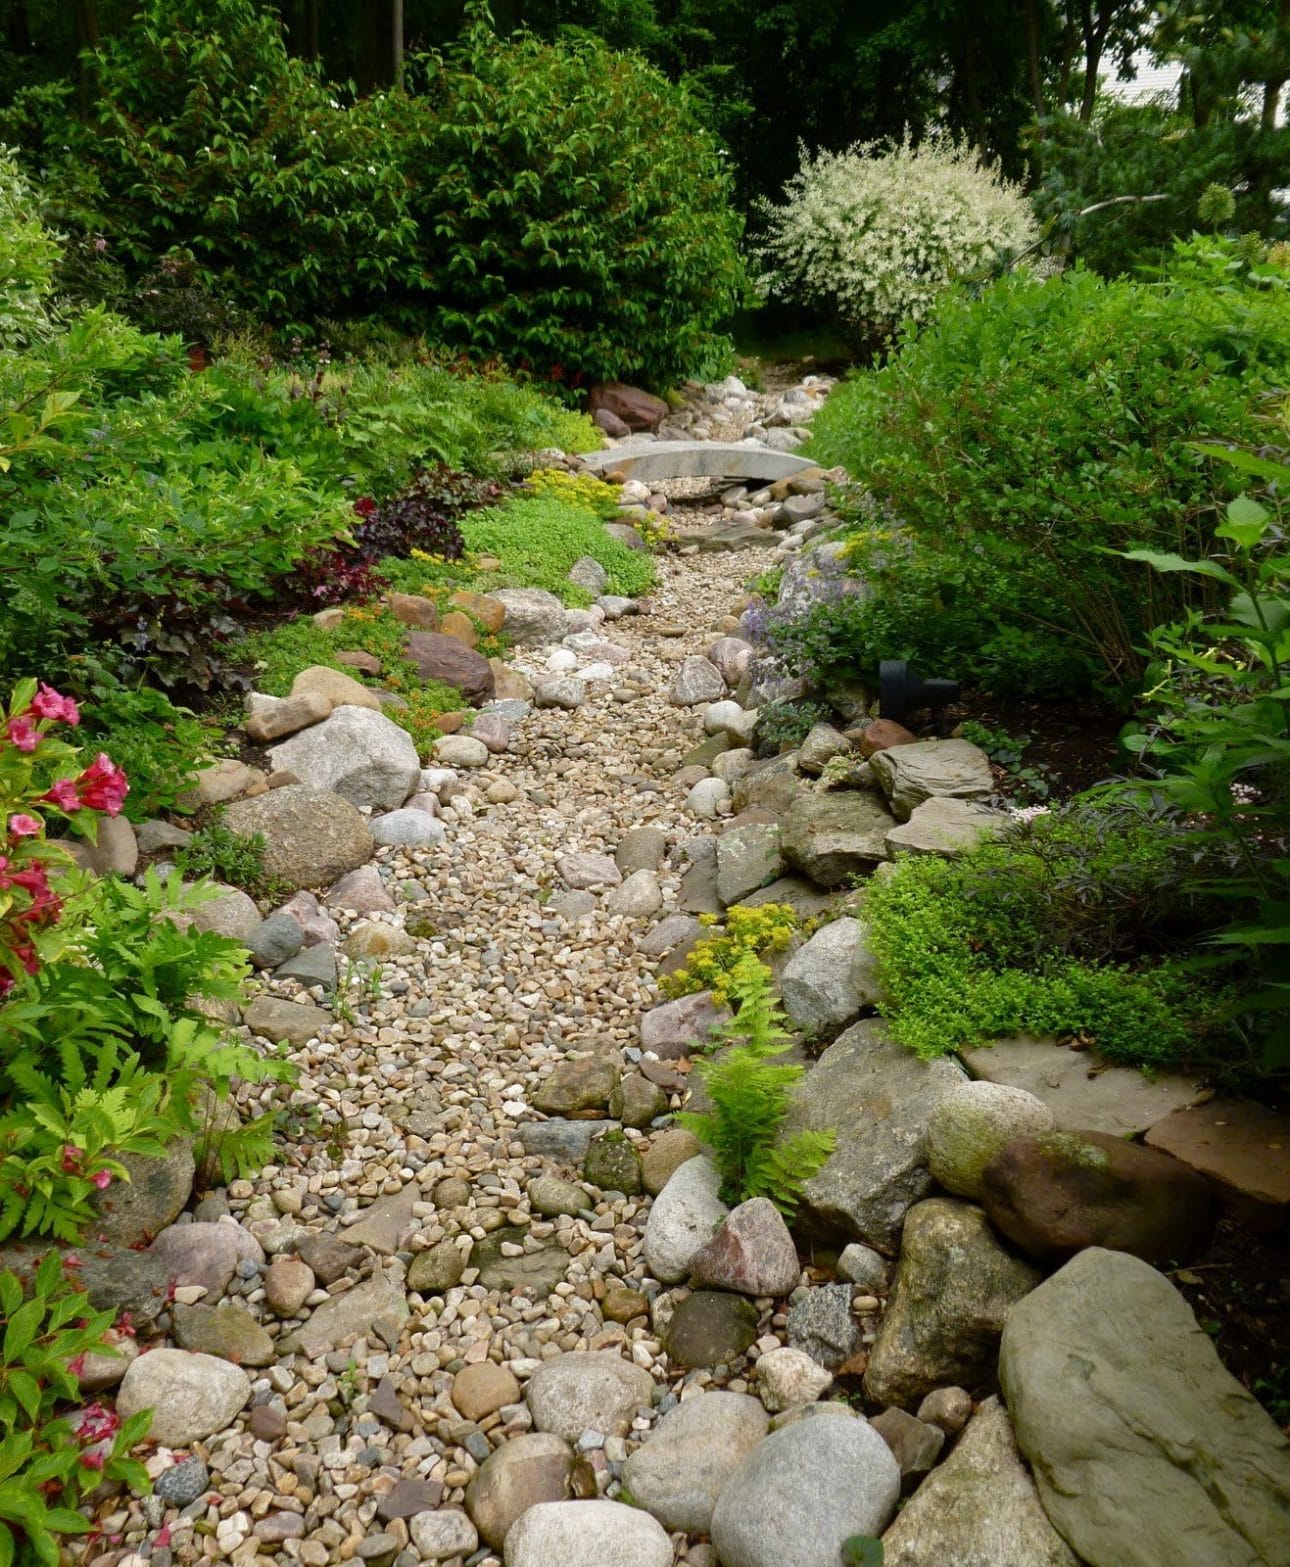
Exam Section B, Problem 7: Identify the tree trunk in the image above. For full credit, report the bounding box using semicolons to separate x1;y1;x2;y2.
6;0;33;54
72;0;99;118
305;0;319;60
392;0;403;87
1078;2;1114;123
1024;0;1046;118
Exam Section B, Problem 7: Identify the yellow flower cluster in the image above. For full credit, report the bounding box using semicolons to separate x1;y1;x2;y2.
661;903;800;1005
524;467;619;517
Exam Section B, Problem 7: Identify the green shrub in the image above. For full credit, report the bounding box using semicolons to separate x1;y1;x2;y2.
16;0;418;323
458;495;656;604
73;661;212;822
174;817;284;905
0;146;59;348
402;15;745;386
805;247;1290;692
680;957;836;1215
865;804;1233;1071
758;134;1036;348
0;1253;152;1567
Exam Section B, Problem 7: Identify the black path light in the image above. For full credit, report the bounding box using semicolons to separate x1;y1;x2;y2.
877;660;961;735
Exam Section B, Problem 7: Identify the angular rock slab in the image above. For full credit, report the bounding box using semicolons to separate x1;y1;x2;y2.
688;1196;801;1297
293;1264;409;1357
863;1199;1041;1410
622;1389;768;1534
869;738;993;822
780;789;896;887
881;1397;1079;1567
1000;1248;1290;1567
1144;1097;1290;1230
711;1414;900;1567
960;1036;1209;1137
886;797;1008;857
780;916;874;1034
786;1020;967;1251
504;1498;672;1567
580;439;817;483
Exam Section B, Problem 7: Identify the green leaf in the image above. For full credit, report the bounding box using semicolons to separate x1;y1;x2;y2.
1120;548;1243;589
843;1538;884;1567
1215;494;1269;551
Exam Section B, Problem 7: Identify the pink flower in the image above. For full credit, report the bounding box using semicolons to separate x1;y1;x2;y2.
5;716;39;752
91;1170;112;1190
74;1403;119;1443
68;1354;87;1379
28;684;80;726
79;1448;106;1472
75;754;129;816
61;1144;82;1173
40;778;81;812
8;813;41;839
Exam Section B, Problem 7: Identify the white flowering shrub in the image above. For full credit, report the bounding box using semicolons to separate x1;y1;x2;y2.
0;148;59;349
758;134;1037;344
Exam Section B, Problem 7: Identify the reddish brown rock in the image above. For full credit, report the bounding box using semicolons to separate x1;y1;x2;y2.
859;719;918;758
593;406;632;438
588;382;668;433
688;1197;801;1297
335;649;382;675
404;632;495;706
440;610;480;648
1144;1098;1290;1231
449;591;507;635
388;592;439;630
436;712;465;734
980;1129;1215;1266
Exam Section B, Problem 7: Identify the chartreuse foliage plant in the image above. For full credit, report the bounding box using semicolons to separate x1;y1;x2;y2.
458;495;656;605
680;957;835;1215
758;133;1036;348
866;804;1231;1073
0;150;57;350
662;905;801;1005
804;243;1290;695
0;1252;152;1567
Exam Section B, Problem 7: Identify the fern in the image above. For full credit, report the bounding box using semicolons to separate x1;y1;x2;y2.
679;957;836;1216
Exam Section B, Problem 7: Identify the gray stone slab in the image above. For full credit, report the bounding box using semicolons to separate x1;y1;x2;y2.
579;440;817;483
959;1036;1209;1138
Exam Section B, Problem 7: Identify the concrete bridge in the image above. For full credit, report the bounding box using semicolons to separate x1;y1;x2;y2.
578;439;817;485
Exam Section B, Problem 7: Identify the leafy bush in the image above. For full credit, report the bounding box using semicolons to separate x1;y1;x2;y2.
865;803;1233;1070
662;905;801;1005
758;134;1036;349
755;698;841;756
0;147;58;349
174;817;285;905
402;16;745;386
805;248;1290;693
0;1253;151;1567
15;0;418;322
1107;436;1290;1078
73;662;211;822
458;495;656;604
680;957;835;1215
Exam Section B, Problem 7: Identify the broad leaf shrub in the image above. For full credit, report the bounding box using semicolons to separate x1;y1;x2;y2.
402;18;745;386
680;956;835;1215
0;150;57;349
758;134;1036;350
0;1253;151;1567
1105;429;1290;1078
11;0;418;323
865;803;1235;1073
803;242;1290;696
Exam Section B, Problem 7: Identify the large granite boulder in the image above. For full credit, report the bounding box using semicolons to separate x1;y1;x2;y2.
465;1433;576;1550
621;1390;767;1534
642;1156;728;1283
785;1020;967;1251
869;739;993;822
780;790;896;887
780;917;877;1034
223;787;373;889
525;1351;654;1442
980;1129;1215;1266
863;1198;1041;1409
504;1498;672;1567
493;589;569;647
927;1080;1055;1200
881;1397;1079;1567
268;707;420;810
716;823;784;906
1000;1248;1290;1567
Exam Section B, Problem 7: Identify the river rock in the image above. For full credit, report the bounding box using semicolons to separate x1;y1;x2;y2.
116;1350;251;1448
863;1199;1041;1409
504;1499;672;1567
641;1128;702;1195
798;724;853;775
1000;1248;1290;1567
465;1433;576;1549
688;1198;800;1296
881;1397;1079;1567
90;1138;195;1247
494;589;569;647
534;1055;619;1115
557;851;621;890
243;996;333;1046
980;1129;1215;1265
409;1510;478;1562
525;1351;654;1442
269;707;420;810
664;1290;759;1368
606;868;663;917
265;1256;314;1316
754;1345;833;1412
869;1407;945;1492
711;1414;900;1567
786;1019;967;1251
181;884;260;940
643;1156;728;1283
780;790;896;886
172;1302;275;1366
639;991;730;1059
672;656;727;705
869;739;993;821
368;809;446;848
148;1221;260;1299
622;1390;768;1533
224;786;374;888
927;1080;1056;1200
